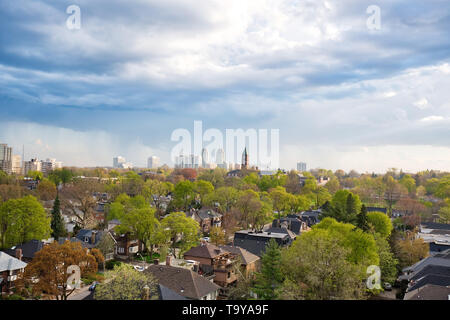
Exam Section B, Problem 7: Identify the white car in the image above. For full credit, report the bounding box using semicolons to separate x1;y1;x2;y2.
201;237;210;242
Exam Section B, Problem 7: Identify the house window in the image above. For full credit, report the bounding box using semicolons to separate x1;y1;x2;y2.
118;247;125;254
84;237;89;243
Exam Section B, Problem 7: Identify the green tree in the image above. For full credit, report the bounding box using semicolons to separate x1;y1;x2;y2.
399;174;416;196
51;195;67;239
194;180;214;205
116;207;160;254
252;239;284;300
357;204;370;232
269;186;291;220
321;190;362;224
95;264;157;300
0;195;51;249
173;180;195;211
374;234;398;284
26;170;43;181
367;211;393;238
161;212;200;258
209;226;226;245
314;218;379;273
203;186;239;214
280;228;365;300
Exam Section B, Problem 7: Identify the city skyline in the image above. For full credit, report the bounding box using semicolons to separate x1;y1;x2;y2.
1;1;449;173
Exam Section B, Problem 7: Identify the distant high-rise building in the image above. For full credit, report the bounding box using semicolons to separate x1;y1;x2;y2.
297;162;307;172
241;147;249;169
23;158;42;176
174;152;200;169
41;158;62;174
147;156;160;169
0;143;13;174
12;155;22;174
113;156;126;168
201;148;209;168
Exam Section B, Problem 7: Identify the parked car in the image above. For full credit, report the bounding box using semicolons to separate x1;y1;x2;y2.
384;283;392;291
201;237;210;242
89;281;98;291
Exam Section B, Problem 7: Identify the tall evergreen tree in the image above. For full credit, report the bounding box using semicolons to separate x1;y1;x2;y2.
252;239;284;299
357;204;370;232
346;193;358;223
51;195;66;238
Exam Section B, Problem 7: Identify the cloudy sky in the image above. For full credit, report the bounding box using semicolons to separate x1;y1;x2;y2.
1;0;449;172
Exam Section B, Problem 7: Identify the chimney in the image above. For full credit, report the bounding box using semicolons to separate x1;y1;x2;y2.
91;231;96;244
15;248;23;261
166;255;171;266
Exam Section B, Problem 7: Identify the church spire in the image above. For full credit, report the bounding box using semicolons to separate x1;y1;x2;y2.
242;147;248;169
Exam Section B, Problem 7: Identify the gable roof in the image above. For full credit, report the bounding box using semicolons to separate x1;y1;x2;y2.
146;265;220;300
408;274;450;292
158;284;189;300
410;265;450;282
184;243;224;259
404;284;450;300
5;239;44;259
421;222;450;231
403;249;450;274
219;245;260;265
0;252;27;272
196;209;222;220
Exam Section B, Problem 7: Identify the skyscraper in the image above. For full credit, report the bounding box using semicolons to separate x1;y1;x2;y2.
0;143;13;174
113;156;126;168
147;156;160;169
241;147;249;169
297;162;307;172
201;148;209;168
12;155;22;174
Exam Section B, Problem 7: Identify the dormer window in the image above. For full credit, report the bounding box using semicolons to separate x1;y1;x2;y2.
84;237;89;243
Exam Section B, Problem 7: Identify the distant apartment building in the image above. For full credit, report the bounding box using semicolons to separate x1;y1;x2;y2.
12;155;22;174
147;156;160;169
113;156;132;169
297;162;307;172
0;143;13;174
215;148;227;169
201;148;209;168
41;158;62;174
23;158;42;175
175;153;200;169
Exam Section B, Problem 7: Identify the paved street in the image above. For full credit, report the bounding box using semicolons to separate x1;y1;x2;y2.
68;285;94;300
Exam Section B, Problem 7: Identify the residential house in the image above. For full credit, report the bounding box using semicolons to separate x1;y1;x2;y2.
300;209;322;227
399;249;450;300
183;243;238;288
4;239;44;263
186;208;223;234
145;264;221;300
233;230;291;257
404;284;450;300
0;252;27;294
418;222;450;255
114;233;142;259
219;245;260;276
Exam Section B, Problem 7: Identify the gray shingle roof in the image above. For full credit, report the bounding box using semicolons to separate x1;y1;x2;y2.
219;245;260;265
184;243;224;259
4;239;44;259
145;265;220;300
0;252;27;272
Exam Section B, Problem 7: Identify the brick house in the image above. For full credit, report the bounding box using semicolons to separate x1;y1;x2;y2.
0;251;27;294
183;243;238;288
